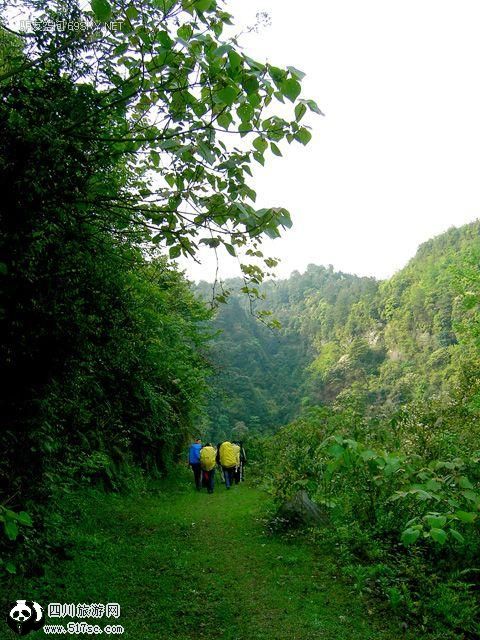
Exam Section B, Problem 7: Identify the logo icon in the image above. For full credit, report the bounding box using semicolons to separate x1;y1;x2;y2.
6;600;44;636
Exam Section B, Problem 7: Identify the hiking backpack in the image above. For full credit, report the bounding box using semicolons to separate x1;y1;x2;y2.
200;446;216;471
219;441;237;467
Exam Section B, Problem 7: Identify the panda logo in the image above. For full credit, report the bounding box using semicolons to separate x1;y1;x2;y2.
6;600;44;636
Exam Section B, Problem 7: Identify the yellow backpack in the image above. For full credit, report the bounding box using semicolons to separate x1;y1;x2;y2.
219;441;237;467
232;443;240;466
200;446;216;471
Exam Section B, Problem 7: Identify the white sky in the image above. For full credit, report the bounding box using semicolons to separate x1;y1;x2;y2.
182;0;480;282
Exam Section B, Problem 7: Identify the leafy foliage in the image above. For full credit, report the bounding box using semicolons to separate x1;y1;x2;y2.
0;59;212;571
202;222;480;443
1;0;318;289
0;0;316;574
265;410;480;635
199;265;377;436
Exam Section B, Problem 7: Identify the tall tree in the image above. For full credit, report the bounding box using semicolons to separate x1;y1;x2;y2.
1;0;320;292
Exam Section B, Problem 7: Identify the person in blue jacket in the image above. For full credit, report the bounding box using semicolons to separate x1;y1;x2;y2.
188;438;202;490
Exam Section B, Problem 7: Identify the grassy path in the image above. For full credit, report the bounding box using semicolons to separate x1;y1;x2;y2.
12;473;400;640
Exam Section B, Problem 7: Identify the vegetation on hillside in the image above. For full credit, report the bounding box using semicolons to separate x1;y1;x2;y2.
1;1;480;637
201;223;480;637
203;223;480;440
0;0;316;576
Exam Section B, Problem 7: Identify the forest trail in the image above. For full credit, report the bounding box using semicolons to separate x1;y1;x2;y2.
20;473;400;640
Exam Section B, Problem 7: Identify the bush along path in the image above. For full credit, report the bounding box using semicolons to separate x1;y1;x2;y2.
7;472;403;640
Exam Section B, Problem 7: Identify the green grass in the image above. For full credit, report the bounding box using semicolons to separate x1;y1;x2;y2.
5;471;402;639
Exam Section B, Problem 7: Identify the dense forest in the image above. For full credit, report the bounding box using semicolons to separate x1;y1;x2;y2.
203;221;480;444
199;221;480;637
1;0;480;638
0;0;316;547
199;266;379;437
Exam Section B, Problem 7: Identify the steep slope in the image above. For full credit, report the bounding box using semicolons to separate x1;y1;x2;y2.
200;266;379;436
201;220;480;436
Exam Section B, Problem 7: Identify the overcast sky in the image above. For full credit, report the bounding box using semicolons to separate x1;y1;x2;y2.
189;1;480;282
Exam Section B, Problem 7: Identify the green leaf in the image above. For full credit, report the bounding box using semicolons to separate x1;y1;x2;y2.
169;246;181;259
294;102;307;122
327;443;344;459
449;528;465;544
306;99;324;115
360;450;377;461
462;489;480;504
217;86;237;106
156;31;173;49
269;65;286;84
198;141;216;165
228;50;243;70
113;43;129;56
287;65;306;80
125;4;139;21
459;476;474;489
200;237;220;248
264;226;281;239
177;24;193;41
5;562;16;574
192;101;208;117
213;44;232;58
16;511;32;527
217;112;232;129
194;0;212;12
270;142;282;157
455;510;477;523
224;243;236;257
4;520;19;541
237;103;254;123
425;514;447;529
242;75;259;96
281;78;301;102
253;137;268;153
242;185;257;202
401;527;421;546
247;92;261;108
295;127;312;145
277;208;292;228
266;207;292;229
429;528;447;544
91;0;112;21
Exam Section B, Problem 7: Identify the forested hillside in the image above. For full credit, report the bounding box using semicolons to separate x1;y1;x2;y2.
203;221;480;442
0;0;318;583
198;221;480;636
199;267;378;437
2;0;480;636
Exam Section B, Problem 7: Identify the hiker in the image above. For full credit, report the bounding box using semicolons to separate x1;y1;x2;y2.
200;443;217;494
232;441;241;484
218;440;238;489
233;441;246;484
188;438;202;490
240;441;246;481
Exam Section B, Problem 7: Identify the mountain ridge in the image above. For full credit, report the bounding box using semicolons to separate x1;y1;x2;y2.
201;220;480;440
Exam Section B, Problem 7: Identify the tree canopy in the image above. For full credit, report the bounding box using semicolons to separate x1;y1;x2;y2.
0;0;318;574
2;0;320;291
202;222;480;439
